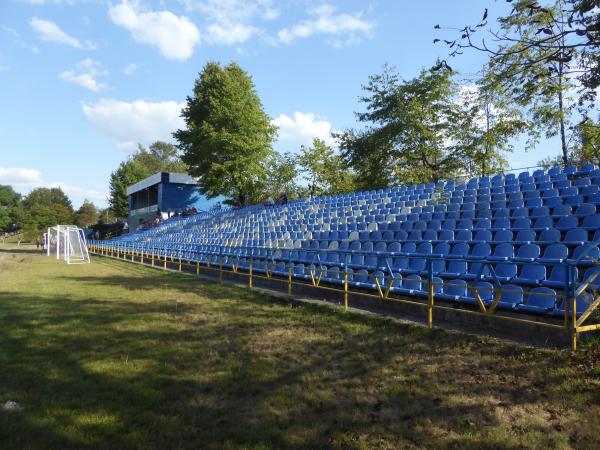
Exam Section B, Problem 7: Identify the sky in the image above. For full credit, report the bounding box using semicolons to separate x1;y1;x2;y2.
0;0;563;209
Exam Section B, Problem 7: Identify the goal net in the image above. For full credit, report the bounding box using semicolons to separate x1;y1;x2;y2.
46;225;90;264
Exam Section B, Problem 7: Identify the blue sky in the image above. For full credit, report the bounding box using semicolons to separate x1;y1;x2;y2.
0;0;561;208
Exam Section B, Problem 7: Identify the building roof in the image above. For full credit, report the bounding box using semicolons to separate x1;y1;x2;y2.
126;172;198;196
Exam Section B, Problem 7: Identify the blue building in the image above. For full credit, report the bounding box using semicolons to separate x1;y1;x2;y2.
126;172;221;228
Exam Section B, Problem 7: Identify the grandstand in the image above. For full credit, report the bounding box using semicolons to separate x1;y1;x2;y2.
90;164;600;350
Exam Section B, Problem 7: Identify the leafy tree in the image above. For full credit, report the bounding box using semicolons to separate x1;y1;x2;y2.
437;0;600;103
0;185;23;232
75;200;99;227
135;141;188;174
297;138;355;196
436;0;585;165
335;65;475;188
109;157;152;219
459;78;529;176
174;61;277;207
98;207;117;224
108;141;186;219
21;187;75;240
574;115;600;162
264;152;299;199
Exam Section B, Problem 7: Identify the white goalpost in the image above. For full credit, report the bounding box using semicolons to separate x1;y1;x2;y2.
46;225;90;264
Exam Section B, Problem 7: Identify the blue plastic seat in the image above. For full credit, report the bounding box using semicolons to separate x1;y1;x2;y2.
539;243;568;263
552;204;571;217
514;229;537;244
543;265;577;289
532;216;553;231
553;293;593;318
575;203;596;217
492;229;513;243
463;281;494;306
513;264;546;285
514;243;540;262
442;279;468;301
489;242;514;261
518;287;557;314
494;262;518;281
570;244;600;265
455;230;472;241
563;229;588;246
583;214;600;230
497;284;524;309
473;230;492;243
557;215;579;231
538;229;560;244
531;206;550;218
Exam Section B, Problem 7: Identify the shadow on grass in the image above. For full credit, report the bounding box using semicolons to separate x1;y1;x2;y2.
1;267;598;449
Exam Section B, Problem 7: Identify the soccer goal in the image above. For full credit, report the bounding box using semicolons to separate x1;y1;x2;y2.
46;225;90;264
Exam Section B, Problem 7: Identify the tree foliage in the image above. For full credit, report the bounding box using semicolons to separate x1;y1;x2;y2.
264;152;299;199
297;138;355;196
175;61;277;207
0;185;23;233
437;0;600;104
459;78;529;176
436;0;594;165
21;187;75;240
336;65;482;188
75;199;99;227
108;141;186;219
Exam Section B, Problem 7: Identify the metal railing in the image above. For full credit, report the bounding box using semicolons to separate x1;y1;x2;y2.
88;240;600;351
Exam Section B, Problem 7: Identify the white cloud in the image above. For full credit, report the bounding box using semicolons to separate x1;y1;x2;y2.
82;98;185;149
109;1;200;61
122;63;138;75
278;4;374;46
59;58;108;92
0;166;107;206
0;167;43;186
20;0;77;4
272;112;334;146
182;0;277;45
30;17;82;48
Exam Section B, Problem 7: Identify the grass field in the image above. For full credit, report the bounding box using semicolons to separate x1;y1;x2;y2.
0;245;599;449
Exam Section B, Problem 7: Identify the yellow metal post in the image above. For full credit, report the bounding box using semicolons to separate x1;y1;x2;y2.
344;271;349;311
288;266;292;298
196;261;199;275
163;253;167;271
249;262;253;288
151;251;155;267
428;281;434;329
178;256;182;272
571;295;578;351
131;250;135;262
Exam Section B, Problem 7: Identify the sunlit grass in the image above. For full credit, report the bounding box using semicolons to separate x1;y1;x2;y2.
0;245;599;449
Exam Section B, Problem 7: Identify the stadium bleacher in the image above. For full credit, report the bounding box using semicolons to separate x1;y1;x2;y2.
91;164;600;319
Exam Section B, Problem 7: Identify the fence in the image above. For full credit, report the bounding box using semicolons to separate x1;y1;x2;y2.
88;240;600;351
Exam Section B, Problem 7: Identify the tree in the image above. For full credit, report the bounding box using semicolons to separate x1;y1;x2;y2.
98;207;117;224
335;65;475;188
135;141;188;174
108;141;186;219
437;0;600;105
174;61;277;207
573;115;600;162
109;157;152;219
297;138;355;196
0;185;23;233
459;77;529;176
264;152;299;199
75;200;99;227
436;0;587;165
21;187;75;240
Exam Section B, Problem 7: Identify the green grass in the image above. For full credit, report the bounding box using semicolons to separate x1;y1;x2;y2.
0;244;599;449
